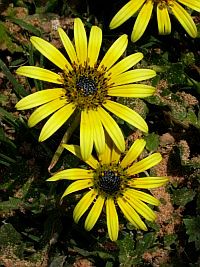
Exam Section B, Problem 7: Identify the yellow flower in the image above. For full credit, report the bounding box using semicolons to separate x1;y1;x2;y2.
110;0;200;42
15;18;156;161
47;137;168;241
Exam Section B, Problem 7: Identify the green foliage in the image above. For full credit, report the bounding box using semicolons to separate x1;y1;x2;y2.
184;216;200;250
172;188;196;206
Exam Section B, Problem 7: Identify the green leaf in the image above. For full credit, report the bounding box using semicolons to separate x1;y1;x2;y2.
0;223;22;246
172;188;196;206
184;216;200;250
144;132;160;152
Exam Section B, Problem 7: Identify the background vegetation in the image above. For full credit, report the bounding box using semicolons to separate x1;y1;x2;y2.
0;0;200;266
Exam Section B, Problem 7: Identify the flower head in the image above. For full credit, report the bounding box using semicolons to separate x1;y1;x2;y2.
15;18;156;160
47;136;168;241
109;0;200;42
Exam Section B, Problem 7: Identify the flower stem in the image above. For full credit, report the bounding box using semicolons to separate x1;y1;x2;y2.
48;112;80;173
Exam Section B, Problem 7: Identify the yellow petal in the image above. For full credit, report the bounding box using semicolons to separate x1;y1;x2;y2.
157;3;171;35
28;98;67;127
15;89;66;110
73;189;97;223
58;27;78;64
98;35;128;71
98;132;112;164
108;84;155;98
106;53;143;78
39;103;75;141
124;191;156;221
126;188;160;206
129;176;169;189
117;196;147;230
110;69;156;86
90;110;105;155
80;110;94;161
170;1;197;37
106;198;119;241
85;195;104;231
103;100;148;133
16;66;63;84
30;36;72;71
127;153;162;175
97;107;125;152
61;179;93;198
74;18;87;65
62;144;99;169
88;26;102;67
121;139;146;169
109;0;145;29
111;142;121;164
47;168;94;181
177;0;200;12
131;0;154;42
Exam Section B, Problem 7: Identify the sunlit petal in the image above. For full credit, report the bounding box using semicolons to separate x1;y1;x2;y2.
88;26;102;67
126;188;160;206
15;89;66;110
85;195;104;231
177;0;200;12
62;179;93;198
73;189;97;223
47;169;94;181
127;153;162;175
157;3;171;35
106;198;119;241
31;36;72;71
16;66;63;84
129;177;169;189
121;139;146;169
74;18;87;65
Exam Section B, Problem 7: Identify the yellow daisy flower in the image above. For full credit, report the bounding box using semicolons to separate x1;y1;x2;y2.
15;18;156;161
110;0;200;42
47;137;168;241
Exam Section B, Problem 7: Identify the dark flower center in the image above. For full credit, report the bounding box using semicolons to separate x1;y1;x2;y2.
77;75;97;96
98;170;121;194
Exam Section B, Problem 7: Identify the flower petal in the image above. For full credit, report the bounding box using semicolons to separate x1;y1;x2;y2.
124;191;156;221
39;103;75;141
170;1;197;37
73;189;97;223
106;198;119;241
15;89;66;110
111;142;121;164
157;3;171;35
90;110;105;155
98;132;112;164
127;153;162;175
121;139;146;169
117;196;147;230
106;53;143;78
129;176;169;189
28;98;67;127
109;0;146;29
177;0;200;12
61;179;93;198
47;168;94;181
62;144;99;169
80;110;94;161
74;18;87;65
110;69;156;86
85;195;105;231
108;84;155;97
16;66;63;84
97;107;125;153
103;100;148;133
131;0;153;42
58;27;78;64
88;26;102;67
98;34;128;71
31;36;72;71
126;188;160;206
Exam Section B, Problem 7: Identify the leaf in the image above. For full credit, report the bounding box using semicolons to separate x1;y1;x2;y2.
0;223;22;246
144;132;159;152
172;188;196;206
184;216;200;250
